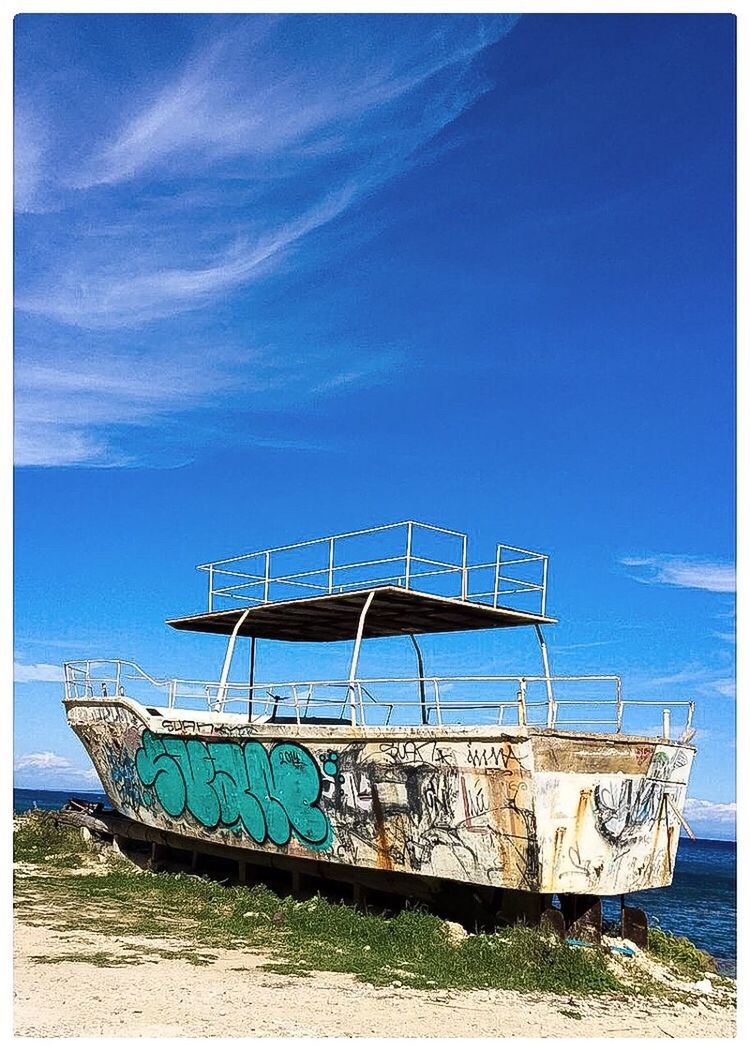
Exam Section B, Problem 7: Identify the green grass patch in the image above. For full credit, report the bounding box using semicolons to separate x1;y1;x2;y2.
14;810;85;868
648;927;717;980
14;812;707;997
29;951;137;968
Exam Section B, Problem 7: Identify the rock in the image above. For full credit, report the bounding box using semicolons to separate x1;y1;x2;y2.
392;980;402;988
694;978;713;995
442;920;469;944
243;911;259;918
272;911;284;925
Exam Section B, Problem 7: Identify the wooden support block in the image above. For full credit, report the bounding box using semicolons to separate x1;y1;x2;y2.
291;868;303;896
238;861;247;885
622;905;649;950
498;889;548;926
559;894;602;943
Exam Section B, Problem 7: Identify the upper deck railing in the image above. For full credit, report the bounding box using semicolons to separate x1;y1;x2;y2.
198;521;550;617
63;660;695;740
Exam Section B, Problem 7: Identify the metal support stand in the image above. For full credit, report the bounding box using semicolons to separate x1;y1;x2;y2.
409;633;428;725
248;636;256;722
348;591;376;725
216;608;251;710
535;624;555;726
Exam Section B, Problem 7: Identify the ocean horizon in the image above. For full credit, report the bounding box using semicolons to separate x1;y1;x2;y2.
14;786;736;976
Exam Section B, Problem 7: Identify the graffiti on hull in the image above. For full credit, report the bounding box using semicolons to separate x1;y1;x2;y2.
133;731;333;851
319;738;539;889
66;702;693;894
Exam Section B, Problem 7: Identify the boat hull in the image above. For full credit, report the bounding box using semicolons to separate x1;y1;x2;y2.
66;697;694;897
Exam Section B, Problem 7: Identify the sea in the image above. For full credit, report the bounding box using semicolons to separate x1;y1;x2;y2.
14;787;737;976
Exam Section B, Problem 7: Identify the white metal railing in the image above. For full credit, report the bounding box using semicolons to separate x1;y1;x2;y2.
196;521;550;617
63;660;695;738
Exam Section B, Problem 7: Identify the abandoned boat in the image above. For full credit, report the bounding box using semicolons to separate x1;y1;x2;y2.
64;521;696;921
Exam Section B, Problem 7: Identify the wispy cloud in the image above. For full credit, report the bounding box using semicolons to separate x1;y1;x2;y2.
70;18;510;192
13;100;50;213
621;555;735;593
634;660;735;702
13;662;63;684
14;15;518;466
708;677;736;699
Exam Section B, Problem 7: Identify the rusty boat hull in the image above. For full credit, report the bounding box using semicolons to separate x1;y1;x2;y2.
66;695;694;897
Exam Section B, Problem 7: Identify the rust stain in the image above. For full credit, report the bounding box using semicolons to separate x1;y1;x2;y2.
369;782;394;871
484;770;528;885
663;824;675;882
551;826;566;874
575;788;591;838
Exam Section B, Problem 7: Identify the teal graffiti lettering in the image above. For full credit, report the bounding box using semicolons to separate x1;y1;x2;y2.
134;731;332;851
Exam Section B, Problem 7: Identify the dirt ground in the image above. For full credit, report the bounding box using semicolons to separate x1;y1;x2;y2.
14;919;736;1038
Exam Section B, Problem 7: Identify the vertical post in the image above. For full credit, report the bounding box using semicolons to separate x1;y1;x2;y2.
434;680;442;726
328;537;335;594
541;556;549;617
348;590;376;725
357;683;366;726
216;608;251;710
248;637;256;722
409;634;428;726
263;551;271;603
405;522;413;590
615;676;623;733
208;565;214;612
517;678;527;725
493;545;502;607
535;624;555;726
461;533;468;600
662;708;671;740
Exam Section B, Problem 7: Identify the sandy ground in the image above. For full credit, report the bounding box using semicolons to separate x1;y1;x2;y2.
14;919;736;1038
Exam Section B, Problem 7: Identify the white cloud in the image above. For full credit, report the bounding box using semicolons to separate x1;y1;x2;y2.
13;662;64;683
14;752;102;789
684;798;736;836
621;556;735;593
14;751;71;772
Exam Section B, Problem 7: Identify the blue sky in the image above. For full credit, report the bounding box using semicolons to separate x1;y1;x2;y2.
13;14;735;838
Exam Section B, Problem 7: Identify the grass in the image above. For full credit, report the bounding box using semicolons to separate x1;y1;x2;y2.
12;810;718;998
648;927;717;980
13;811;86;868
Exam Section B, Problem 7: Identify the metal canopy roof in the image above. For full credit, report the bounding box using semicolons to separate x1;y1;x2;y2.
167;586;556;643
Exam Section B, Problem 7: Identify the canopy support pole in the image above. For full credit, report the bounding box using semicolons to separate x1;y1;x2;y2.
348;591;376;725
247;636;256;722
216;608;250;711
409;633;428;726
535;624;556;727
